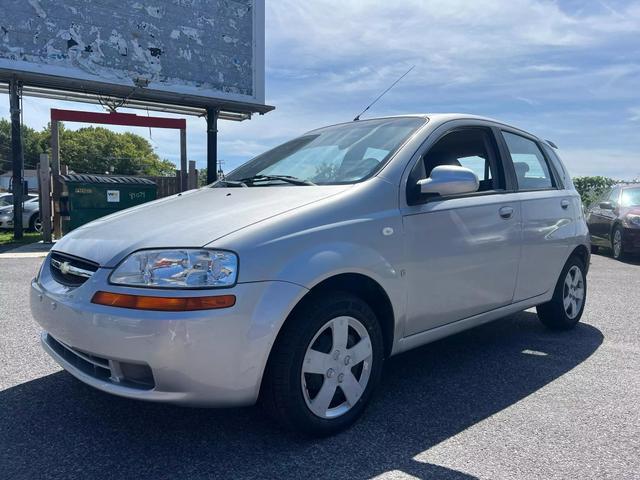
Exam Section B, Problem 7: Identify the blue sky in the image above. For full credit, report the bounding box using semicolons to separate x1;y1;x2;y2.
1;0;639;179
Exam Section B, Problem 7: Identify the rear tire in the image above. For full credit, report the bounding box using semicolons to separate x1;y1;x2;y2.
261;291;384;436
537;255;587;330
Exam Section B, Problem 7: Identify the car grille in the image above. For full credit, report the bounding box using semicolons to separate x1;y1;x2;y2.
49;252;99;287
45;334;155;390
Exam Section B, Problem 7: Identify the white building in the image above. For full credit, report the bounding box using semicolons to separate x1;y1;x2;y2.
0;170;39;192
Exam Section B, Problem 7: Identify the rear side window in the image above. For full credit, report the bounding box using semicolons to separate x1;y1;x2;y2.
503;132;554;190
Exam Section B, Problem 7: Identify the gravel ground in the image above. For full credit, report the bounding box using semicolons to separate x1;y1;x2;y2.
1;253;638;479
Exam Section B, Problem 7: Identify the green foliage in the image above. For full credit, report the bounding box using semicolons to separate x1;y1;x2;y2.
0;119;175;176
0;119;48;173
573;176;619;207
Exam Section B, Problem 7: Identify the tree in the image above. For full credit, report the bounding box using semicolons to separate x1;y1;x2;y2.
0;119;47;173
56;126;175;176
573;176;619;207
1;120;175;176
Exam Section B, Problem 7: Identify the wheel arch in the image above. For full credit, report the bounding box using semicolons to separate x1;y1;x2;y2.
569;244;590;272
267;273;396;364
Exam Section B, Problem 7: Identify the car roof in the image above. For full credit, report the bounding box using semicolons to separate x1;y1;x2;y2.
307;113;548;144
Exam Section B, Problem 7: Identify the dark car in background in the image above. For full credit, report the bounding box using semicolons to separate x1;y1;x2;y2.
587;184;640;260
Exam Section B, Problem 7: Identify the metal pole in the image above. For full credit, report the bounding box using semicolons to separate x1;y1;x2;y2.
206;107;219;184
50;119;62;239
38;154;52;243
179;127;187;192
9;78;24;239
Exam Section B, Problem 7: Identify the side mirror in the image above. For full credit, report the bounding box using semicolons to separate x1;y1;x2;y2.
418;165;479;196
599;201;615;210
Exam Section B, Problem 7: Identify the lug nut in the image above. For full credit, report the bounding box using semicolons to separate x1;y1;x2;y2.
338;373;344;383
326;368;335;378
344;356;351;365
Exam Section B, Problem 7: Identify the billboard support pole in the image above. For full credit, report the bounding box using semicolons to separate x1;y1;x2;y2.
9;77;24;239
206;107;219;184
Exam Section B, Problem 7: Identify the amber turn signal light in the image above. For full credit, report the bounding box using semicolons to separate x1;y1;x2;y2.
91;291;236;311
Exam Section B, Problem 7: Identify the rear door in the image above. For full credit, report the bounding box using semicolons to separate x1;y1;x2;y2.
499;130;577;302
401;122;522;336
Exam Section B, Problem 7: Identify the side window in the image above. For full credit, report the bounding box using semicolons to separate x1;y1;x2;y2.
418;128;503;193
608;188;620;205
503;131;554;190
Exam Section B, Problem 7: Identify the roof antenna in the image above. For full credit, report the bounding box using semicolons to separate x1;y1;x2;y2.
353;65;415;121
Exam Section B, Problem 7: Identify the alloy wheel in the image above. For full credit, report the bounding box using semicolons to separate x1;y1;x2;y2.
563;265;584;320
613;229;622;258
301;316;373;419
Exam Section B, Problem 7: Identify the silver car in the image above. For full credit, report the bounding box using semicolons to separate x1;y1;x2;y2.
31;114;590;435
0;196;41;231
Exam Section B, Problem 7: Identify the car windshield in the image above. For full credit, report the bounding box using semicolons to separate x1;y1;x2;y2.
621;187;640;207
220;117;425;186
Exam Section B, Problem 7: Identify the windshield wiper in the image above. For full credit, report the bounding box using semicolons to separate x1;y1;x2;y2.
212;179;248;188
238;175;316;186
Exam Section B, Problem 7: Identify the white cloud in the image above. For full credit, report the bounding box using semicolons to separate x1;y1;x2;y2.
561;148;640;180
1;0;639;179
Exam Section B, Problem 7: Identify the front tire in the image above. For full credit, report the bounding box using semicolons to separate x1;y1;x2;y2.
611;225;625;260
29;214;42;233
537;256;587;330
261;291;384;436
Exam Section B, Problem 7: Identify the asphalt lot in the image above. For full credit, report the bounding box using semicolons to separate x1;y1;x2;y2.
1;252;638;480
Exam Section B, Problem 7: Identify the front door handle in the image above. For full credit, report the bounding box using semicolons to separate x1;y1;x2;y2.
499;206;514;219
561;199;570;209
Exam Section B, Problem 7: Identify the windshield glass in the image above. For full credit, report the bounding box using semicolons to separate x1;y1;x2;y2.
621;187;640;207
222;117;425;186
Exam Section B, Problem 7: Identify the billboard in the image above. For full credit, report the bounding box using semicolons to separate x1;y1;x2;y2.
0;0;270;115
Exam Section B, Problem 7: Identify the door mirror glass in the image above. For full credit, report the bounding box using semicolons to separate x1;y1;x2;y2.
599;201;615;210
418;165;479;196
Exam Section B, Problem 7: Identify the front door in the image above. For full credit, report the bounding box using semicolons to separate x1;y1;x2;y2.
401;126;521;337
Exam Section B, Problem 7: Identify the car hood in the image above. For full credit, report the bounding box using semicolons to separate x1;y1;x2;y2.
621;206;640;216
53;185;350;267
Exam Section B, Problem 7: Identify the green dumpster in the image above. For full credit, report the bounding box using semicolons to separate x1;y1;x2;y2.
60;174;157;234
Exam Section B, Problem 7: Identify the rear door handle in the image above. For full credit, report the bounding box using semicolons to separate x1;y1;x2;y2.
561;199;570;209
499;206;514;219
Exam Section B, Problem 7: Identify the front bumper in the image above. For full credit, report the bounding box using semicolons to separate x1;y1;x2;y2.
0;214;12;229
622;227;640;254
30;254;307;406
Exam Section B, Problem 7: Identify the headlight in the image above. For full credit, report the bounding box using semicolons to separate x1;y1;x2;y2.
110;249;238;288
626;214;640;227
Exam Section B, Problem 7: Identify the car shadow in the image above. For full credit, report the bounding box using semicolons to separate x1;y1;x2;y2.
1;311;603;480
591;247;640;265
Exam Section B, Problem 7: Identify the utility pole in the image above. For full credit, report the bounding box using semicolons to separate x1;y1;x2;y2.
9;77;24;239
206;107;219;184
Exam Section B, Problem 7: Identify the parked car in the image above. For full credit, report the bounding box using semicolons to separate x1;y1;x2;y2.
0;197;42;231
0;192;37;207
31;114;590;435
586;183;640;260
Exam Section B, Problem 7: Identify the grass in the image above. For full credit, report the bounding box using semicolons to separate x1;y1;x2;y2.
0;230;42;247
